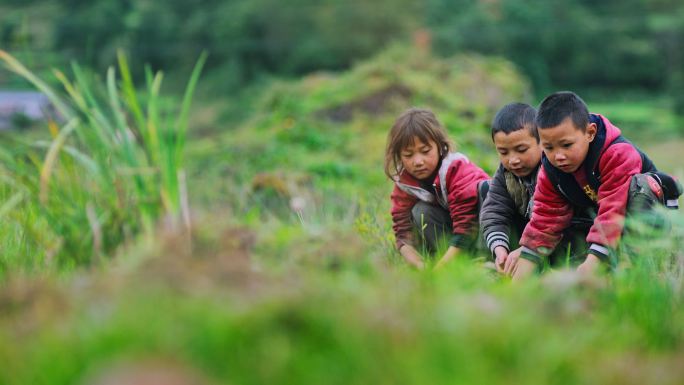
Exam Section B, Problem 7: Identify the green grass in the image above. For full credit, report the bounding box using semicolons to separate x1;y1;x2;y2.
0;49;206;273
588;95;684;179
589;96;682;141
1;46;684;385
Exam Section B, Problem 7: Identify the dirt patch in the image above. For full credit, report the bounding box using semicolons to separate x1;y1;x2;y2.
81;357;210;385
137;224;261;293
591;351;684;385
317;84;412;122
0;276;70;337
251;171;312;198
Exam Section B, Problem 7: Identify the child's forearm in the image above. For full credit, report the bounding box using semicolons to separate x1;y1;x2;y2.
435;246;461;269
399;244;425;269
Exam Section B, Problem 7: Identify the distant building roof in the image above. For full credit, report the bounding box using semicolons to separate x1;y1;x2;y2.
0;91;56;129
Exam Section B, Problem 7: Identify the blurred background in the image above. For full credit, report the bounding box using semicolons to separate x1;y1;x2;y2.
2;0;683;112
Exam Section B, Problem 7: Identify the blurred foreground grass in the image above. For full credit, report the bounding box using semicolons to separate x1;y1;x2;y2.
1;211;684;385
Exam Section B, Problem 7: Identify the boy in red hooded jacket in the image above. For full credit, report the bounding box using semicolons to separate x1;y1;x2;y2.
503;91;681;279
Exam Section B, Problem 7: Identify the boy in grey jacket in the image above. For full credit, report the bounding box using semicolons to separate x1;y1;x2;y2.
481;103;589;273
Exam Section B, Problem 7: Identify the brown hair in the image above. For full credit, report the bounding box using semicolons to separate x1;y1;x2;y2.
384;108;453;179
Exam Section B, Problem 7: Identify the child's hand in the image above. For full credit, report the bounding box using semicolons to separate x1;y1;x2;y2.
511;258;537;281
577;254;602;276
399;244;425;270
434;246;461;270
503;247;522;275
493;246;509;273
434;257;448;270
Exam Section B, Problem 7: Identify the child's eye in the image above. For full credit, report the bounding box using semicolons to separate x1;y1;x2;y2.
516;147;528;153
543;146;553;151
421;149;430;154
562;143;573;148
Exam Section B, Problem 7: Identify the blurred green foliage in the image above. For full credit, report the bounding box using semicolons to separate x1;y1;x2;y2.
0;49;205;272
2;0;683;113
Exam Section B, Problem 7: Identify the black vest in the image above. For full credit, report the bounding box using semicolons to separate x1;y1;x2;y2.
542;115;657;211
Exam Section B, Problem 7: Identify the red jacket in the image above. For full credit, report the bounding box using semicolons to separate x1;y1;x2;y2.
520;114;643;263
390;152;489;250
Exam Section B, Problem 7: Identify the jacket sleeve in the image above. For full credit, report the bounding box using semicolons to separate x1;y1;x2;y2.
390;185;418;250
519;166;574;264
480;165;516;254
585;142;642;262
445;160;487;248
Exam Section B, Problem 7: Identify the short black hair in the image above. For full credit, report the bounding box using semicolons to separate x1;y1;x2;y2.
536;91;589;131
491;102;538;142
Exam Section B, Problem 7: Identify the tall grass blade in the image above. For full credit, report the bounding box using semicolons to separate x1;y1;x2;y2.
32;141;101;176
117;50;146;135
0;192;24;220
39;119;78;204
174;51;208;164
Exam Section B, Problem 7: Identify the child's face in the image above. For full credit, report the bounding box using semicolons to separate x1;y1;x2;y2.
493;128;541;177
539;117;597;173
400;137;441;180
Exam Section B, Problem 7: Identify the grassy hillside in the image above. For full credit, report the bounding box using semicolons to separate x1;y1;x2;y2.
1;47;684;385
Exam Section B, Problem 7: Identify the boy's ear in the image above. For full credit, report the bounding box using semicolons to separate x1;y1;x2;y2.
586;122;598;141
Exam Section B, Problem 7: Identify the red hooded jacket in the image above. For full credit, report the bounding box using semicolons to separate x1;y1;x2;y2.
519;114;646;263
390;152;489;250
